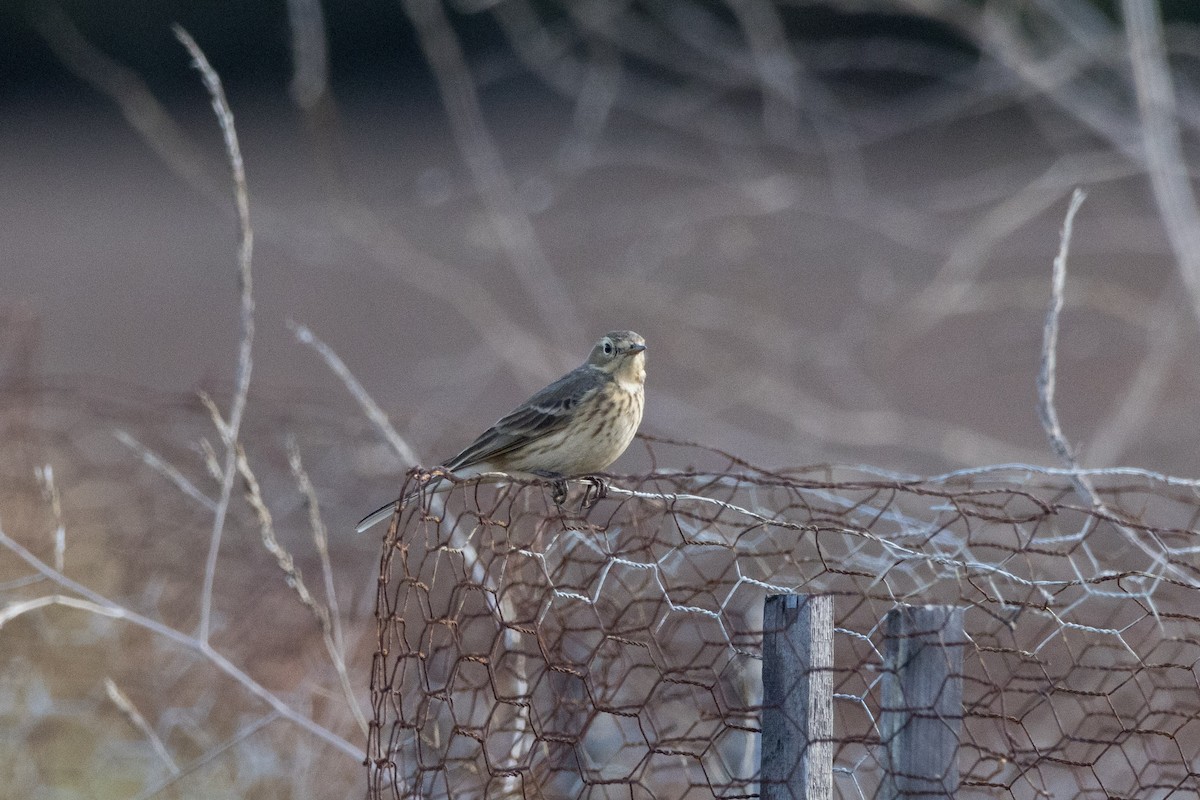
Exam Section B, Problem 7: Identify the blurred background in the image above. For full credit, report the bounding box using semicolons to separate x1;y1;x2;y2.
4;0;1200;797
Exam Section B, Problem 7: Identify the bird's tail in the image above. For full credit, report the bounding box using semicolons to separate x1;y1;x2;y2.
354;501;402;534
355;474;450;534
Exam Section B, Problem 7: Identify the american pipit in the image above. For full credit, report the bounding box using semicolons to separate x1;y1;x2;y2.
356;331;647;533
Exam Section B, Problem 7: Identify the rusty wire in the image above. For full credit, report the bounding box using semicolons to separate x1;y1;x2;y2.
368;436;1200;799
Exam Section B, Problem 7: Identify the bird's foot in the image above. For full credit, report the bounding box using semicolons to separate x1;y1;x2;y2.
532;471;570;506
580;475;609;509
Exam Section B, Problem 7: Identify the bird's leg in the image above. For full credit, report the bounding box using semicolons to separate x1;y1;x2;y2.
531;470;569;506
580;475;609;509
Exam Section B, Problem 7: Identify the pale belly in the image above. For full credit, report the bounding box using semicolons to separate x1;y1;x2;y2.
508;385;644;476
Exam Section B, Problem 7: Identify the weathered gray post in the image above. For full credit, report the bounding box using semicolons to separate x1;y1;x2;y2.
881;605;965;798
761;594;834;800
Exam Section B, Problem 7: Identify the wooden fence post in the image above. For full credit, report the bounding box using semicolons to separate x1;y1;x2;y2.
761;594;834;800
881;605;965;799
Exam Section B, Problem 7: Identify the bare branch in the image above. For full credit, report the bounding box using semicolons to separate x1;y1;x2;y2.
1038;187;1183;581
1038;187;1088;470
114;429;217;511
173;26;256;644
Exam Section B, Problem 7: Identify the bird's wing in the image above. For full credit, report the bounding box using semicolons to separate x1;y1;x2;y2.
444;365;608;471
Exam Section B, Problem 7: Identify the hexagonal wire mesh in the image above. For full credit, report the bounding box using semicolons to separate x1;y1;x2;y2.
367;435;1200;799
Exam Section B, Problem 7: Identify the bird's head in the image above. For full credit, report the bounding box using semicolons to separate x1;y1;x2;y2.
587;331;647;384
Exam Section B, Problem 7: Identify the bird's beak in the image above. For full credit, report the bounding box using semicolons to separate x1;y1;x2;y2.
627;343;647;354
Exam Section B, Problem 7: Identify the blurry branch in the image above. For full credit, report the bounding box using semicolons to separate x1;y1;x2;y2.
898;150;1139;338
113;429;218;511
1085;287;1184;465
104;677;181;775
285;0;331;110
402;0;581;341
0;525;359;757
671;374;1042;465
330;209;559;384
33;4;560;390
29;4;223;200
285;0;355;211
491;0;815;162
721;0;870;214
172;26;256;645
1122;0;1200;331
949;1;1141;155
607;283;1048;466
198;435;223;482
233;444;369;737
130;712;281;800
0;593;113;629
724;0;802;141
288;321;419;465
893;0;1200;332
557;38;621;172
31;0;336;263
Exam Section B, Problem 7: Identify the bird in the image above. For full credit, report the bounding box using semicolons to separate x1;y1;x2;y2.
356;330;647;533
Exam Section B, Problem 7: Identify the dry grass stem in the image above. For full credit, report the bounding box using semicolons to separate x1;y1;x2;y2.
235;445;369;737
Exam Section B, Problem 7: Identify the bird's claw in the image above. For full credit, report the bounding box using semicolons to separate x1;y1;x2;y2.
531;471;570;506
580;476;608;509
533;472;607;510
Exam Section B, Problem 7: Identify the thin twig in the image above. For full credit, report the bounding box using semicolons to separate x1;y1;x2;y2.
288;321;419;464
104;677;181;775
173;26;256;644
0;529;358;758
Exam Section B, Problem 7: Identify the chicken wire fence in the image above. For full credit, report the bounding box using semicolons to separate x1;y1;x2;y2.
367;436;1200;799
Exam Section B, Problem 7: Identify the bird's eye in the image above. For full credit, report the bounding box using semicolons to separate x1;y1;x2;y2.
603;341;614;355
